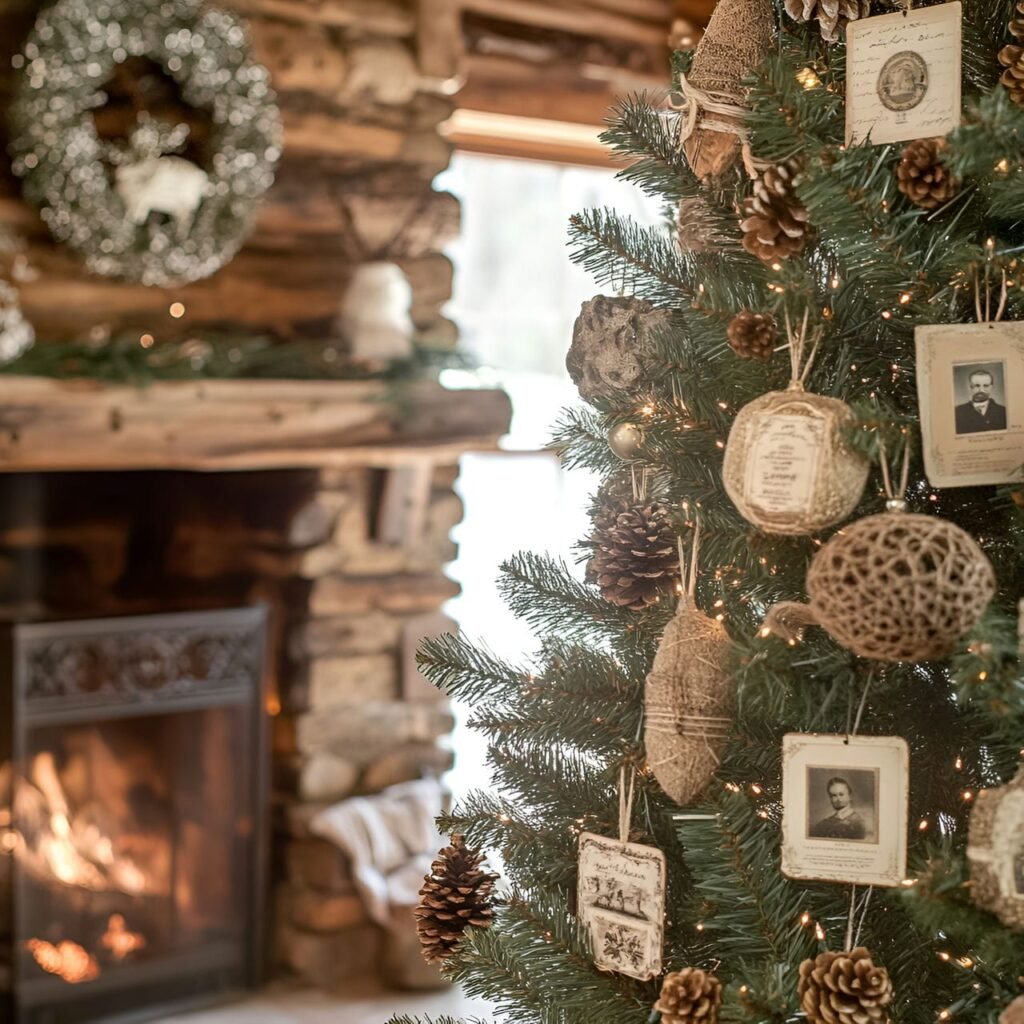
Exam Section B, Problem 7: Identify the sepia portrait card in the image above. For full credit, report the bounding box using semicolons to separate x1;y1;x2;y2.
916;322;1024;488
577;832;665;980
781;734;909;888
845;2;961;147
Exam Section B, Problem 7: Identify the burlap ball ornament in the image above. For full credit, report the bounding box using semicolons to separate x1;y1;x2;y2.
645;527;734;805
722;315;868;535
767;484;996;662
676;0;775;181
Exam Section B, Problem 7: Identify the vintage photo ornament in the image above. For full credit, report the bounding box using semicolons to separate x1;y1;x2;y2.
967;766;1024;930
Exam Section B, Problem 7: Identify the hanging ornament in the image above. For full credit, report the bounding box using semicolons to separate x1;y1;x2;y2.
654;967;723;1024
589;495;681;610
966;765;1024;931
566;296;669;406
722;312;869;536
645;522;734;805
798;948;893;1024
766;445;996;662
607;422;645;461
673;0;775;181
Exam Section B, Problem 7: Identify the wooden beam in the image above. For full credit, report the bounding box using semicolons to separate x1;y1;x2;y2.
0;378;511;472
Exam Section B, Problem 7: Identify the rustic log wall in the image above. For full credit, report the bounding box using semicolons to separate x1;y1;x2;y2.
0;0;459;349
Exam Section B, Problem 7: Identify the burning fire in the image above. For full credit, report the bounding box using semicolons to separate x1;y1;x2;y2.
101;914;147;960
26;938;100;984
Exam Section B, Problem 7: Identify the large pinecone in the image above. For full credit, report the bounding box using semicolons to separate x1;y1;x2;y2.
654;967;723;1024
727;310;776;360
999;3;1024;108
798;948;893;1024
740;159;810;265
783;0;871;42
590;498;681;610
415;835;499;963
896;139;959;210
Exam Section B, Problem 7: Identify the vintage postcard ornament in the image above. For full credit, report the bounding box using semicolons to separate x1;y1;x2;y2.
916;322;1024;488
845;3;962;146
577;832;666;980
781;734;909;888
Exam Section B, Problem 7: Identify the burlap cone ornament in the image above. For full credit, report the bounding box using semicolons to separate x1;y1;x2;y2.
645;526;734;805
767;449;996;662
722;313;869;535
677;0;775;181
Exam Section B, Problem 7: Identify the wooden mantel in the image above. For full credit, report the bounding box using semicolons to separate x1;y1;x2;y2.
0;377;511;471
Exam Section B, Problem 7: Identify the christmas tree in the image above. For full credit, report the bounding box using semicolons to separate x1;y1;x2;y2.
395;2;1024;1023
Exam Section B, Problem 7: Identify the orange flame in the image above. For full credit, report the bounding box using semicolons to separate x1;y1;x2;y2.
101;914;147;960
26;938;100;984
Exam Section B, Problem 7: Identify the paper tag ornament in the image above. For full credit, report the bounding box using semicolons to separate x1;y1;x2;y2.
845;2;962;147
577;831;665;980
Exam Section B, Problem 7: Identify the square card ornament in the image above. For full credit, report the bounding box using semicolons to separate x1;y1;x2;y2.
781;734;909;888
577;832;665;981
845;2;962;147
916;321;1024;488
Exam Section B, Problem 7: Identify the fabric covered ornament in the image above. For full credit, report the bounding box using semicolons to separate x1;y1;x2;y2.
767;447;996;662
566;296;668;405
675;0;775;181
798;948;893;1024
645;524;734;805
722;312;869;535
999;3;1024;109
784;0;871;43
896;139;959;211
415;835;499;963
654;967;723;1024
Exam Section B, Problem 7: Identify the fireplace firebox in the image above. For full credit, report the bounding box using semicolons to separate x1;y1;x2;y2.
0;607;268;1024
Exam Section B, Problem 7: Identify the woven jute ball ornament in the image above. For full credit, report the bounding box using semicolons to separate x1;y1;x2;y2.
896;139;959;211
999;3;1024;109
722;383;869;535
727;310;776;360
798;948;893;1024
783;0;871;43
768;508;996;662
678;0;775;181
654;967;723;1024
415;835;499;963
645;531;734;805
566;296;669;406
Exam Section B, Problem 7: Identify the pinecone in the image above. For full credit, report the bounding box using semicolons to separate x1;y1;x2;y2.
798;948;893;1024
727;310;777;360
740;159;811;265
783;0;871;43
415;835;499;963
896;139;959;210
654;968;723;1024
590;498;681;611
999;3;1024;108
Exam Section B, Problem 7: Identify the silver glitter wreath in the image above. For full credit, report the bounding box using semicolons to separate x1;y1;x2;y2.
9;0;282;287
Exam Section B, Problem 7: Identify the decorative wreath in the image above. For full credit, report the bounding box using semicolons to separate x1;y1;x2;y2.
8;0;282;287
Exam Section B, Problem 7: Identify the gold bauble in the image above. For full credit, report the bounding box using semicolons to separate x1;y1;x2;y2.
607;422;644;460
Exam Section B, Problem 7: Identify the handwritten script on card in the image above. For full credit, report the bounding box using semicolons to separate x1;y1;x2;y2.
846;2;961;146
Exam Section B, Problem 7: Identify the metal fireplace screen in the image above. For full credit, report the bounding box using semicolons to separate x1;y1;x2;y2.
0;607;268;1024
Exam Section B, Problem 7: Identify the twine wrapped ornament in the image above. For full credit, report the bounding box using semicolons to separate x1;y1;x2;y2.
674;0;776;181
767;446;996;662
645;524;735;805
722;312;869;535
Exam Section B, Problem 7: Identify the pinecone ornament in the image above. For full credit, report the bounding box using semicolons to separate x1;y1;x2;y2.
727;310;776;360
999;3;1024;108
655;968;723;1024
784;0;871;43
415;835;499;963
740;159;811;264
798;948;893;1024
896;139;959;210
590;498;681;610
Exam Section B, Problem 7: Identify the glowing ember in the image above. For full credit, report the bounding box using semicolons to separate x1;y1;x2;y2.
26;938;100;984
101;914;147;960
